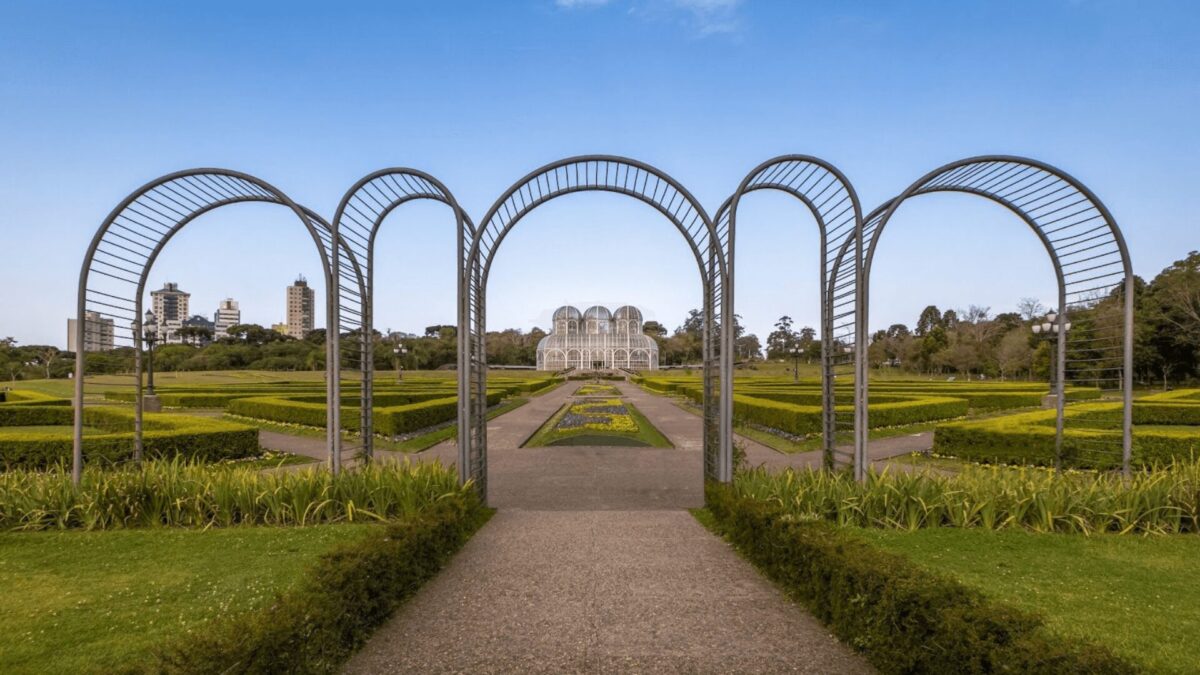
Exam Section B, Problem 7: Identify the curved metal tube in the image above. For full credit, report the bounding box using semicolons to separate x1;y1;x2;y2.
463;155;731;500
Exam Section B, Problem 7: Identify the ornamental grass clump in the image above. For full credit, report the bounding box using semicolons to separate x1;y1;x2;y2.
732;458;1200;534
0;458;466;531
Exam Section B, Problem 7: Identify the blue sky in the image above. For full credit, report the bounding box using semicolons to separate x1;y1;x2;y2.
1;0;1197;347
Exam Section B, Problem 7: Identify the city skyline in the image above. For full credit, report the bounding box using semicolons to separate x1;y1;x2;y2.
2;1;1197;347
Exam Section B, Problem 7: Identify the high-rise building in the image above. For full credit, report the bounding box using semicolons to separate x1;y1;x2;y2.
214;298;240;336
150;282;190;344
67;310;115;352
285;276;315;340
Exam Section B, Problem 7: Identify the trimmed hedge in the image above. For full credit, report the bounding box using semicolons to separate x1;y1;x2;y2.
0;389;70;407
933;403;1200;469
228;392;504;435
704;483;1135;674
729;394;968;437
154;497;492;674
0;407;259;469
1132;389;1200;425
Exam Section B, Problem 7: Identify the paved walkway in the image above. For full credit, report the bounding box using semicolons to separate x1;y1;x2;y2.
344;380;872;674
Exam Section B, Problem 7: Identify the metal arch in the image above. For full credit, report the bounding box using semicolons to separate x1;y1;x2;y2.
462;155;733;502
72;169;363;484
715;155;867;478
838;155;1134;474
330;168;474;462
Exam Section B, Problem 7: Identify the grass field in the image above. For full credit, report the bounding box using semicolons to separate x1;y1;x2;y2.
855;528;1200;673
0;524;376;673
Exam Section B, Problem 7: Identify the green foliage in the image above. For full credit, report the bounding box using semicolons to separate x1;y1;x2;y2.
0;389;70;407
154;497;489;674
0;407;258;470
861;528;1200;674
0;523;377;673
0;458;467;530
934;402;1200;469
731;459;1200;534
703;484;1137;674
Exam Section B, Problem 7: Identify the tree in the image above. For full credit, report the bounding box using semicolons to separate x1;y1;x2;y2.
642;321;667;338
941;308;959;330
915;305;942;336
33;347;58;378
1142;251;1200;383
1017;297;1046;321
996;329;1032;381
735;334;762;361
917;325;949;372
765;315;798;359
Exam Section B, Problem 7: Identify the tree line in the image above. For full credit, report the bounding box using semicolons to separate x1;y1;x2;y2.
6;251;1196;383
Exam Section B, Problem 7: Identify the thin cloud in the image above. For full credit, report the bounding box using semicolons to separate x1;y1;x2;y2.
554;0;613;7
554;0;746;37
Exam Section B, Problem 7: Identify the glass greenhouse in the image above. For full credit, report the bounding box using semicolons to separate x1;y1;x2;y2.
536;305;659;371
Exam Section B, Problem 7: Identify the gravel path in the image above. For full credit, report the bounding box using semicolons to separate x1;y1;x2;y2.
343;379;872;674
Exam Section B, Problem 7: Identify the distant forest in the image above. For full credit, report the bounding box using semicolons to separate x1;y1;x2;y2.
5;251;1198;386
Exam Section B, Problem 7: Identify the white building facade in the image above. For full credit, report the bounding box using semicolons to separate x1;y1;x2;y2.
536;305;659;371
214;298;240;336
150;282;189;344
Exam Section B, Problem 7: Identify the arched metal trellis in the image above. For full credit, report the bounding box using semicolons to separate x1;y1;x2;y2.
72;169;364;483
717;155;867;478
840;155;1134;474
461;155;733;500
330;169;473;461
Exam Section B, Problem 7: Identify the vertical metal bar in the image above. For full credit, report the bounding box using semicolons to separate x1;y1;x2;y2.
328;238;342;476
819;216;835;471
72;287;87;485
362;255;373;462
133;300;144;462
1122;274;1134;476
457;218;471;489
854;213;868;482
719;230;734;482
1055;291;1068;470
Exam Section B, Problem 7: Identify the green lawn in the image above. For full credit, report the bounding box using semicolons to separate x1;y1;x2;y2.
0;525;375;673
854;528;1200;673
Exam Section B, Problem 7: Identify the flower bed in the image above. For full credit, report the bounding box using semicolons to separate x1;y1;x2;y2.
524;398;671;447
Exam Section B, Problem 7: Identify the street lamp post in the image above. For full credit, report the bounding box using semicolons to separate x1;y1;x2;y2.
790;346;804;383
143;311;159;396
393;343;408;383
1031;311;1071;395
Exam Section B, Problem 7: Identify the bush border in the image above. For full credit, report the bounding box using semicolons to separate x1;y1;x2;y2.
153;496;492;674
702;483;1137;674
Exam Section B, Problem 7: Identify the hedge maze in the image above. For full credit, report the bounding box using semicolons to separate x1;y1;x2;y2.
935;393;1200;469
634;375;1098;437
634;374;1200;469
0;390;258;469
1;375;557;470
105;375;556;436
